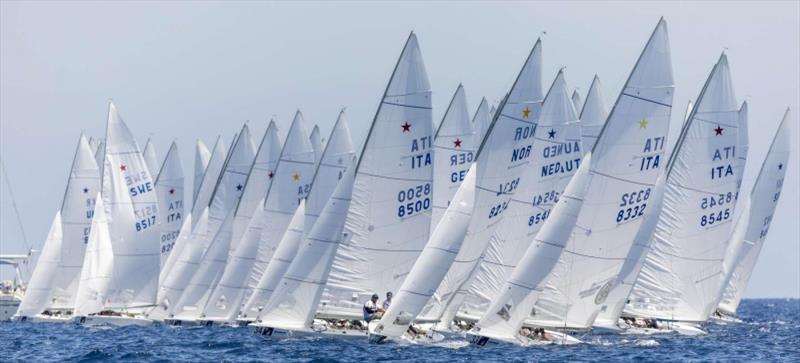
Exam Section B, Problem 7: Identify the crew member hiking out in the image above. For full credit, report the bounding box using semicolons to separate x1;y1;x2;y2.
363;293;384;322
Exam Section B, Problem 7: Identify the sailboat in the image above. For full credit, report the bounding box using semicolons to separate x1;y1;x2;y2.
459;69;583;325
416;39;545;334
73;102;161;326
467;18;674;346
15;133;100;323
241;110;355;323
201;114;315;325
154;142;184;266
430;84;478;233
625;53;745;334
249;32;432;339
164;125;257;324
715;109;791;318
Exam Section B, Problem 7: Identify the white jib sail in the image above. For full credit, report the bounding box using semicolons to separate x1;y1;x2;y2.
206;114;314;321
93;140;105;169
155;142;184;266
473;98;492;147
170;124;257;317
626;53;743;322
255;164;357;329
242;110;355;318
143;138;159;179
471;18;674;340
571;90;582;113
48;133;102;310
462;69;583;320
17;212;63;317
420;39;544;325
102;102;161;309
579;76;609;155
717;109;790;315
372;165;478;338
430;84;477;233
322;32;434;317
193;139;212;205
73;193;114;316
190;136;228;222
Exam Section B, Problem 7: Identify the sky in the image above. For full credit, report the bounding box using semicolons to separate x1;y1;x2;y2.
1;1;798;298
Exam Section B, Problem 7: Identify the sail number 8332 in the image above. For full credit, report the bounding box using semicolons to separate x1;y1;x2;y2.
616;188;651;223
397;183;431;218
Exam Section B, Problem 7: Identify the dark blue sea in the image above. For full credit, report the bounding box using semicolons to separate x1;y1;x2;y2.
1;299;797;362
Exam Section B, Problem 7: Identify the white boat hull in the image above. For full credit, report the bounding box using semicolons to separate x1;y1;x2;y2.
250;322;369;341
75;315;153;327
13;314;72;324
466;329;583;347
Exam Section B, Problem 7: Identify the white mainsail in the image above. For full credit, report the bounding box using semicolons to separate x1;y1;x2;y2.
143;138;159;178
204;114;314;321
155;142;184;266
73;193;114;316
371;165;477;338
571;90;582;113
579;76;609;154
193;139;212;204
470;19;674;341
242;111;355;319
626;53;743;322
461;70;582;320
473;98;492;146
48;134;102;310
101;102;161;309
430;84;477;232
420;39;544;325
322;32;434;318
93;140;105;168
717;109;790;315
191;136;227;221
169;125;257;318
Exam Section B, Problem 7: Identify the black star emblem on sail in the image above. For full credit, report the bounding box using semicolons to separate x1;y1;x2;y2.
714;125;724;135
401;122;411;132
83;187;89;194
778;163;783;170
236;184;243;191
548;129;556;139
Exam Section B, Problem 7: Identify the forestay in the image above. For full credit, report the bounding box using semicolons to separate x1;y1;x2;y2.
627;53;743;322
430;84;477;232
471;19;674;340
155;142;184;266
462;70;582;320
242;111;355;318
322;32;434;317
420;39;544;325
717;109;790;315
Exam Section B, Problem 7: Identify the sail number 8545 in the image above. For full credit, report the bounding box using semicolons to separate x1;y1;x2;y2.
397;183;432;218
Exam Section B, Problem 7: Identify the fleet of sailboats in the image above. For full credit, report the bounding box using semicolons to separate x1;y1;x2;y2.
8;18;794;348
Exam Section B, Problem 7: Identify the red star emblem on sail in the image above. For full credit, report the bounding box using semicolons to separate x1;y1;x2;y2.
453;138;462;148
120;164;127;171
714;126;723;135
401;122;411;132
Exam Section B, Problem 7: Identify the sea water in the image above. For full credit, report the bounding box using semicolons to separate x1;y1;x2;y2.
1;299;797;361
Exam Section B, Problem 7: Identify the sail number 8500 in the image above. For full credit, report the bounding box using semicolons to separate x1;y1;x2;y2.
397;183;432;218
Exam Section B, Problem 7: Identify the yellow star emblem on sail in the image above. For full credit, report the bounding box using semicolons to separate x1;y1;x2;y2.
639;119;648;129
522;106;531;118
292;173;300;181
